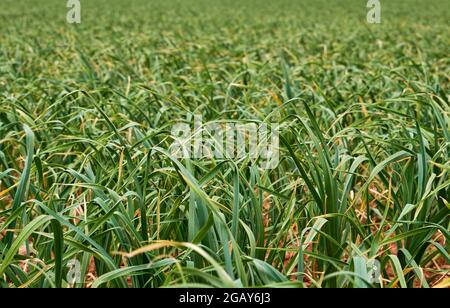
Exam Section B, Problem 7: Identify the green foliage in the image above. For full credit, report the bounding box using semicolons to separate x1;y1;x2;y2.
0;0;448;288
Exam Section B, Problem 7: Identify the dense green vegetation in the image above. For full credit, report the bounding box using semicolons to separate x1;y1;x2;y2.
0;0;448;288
